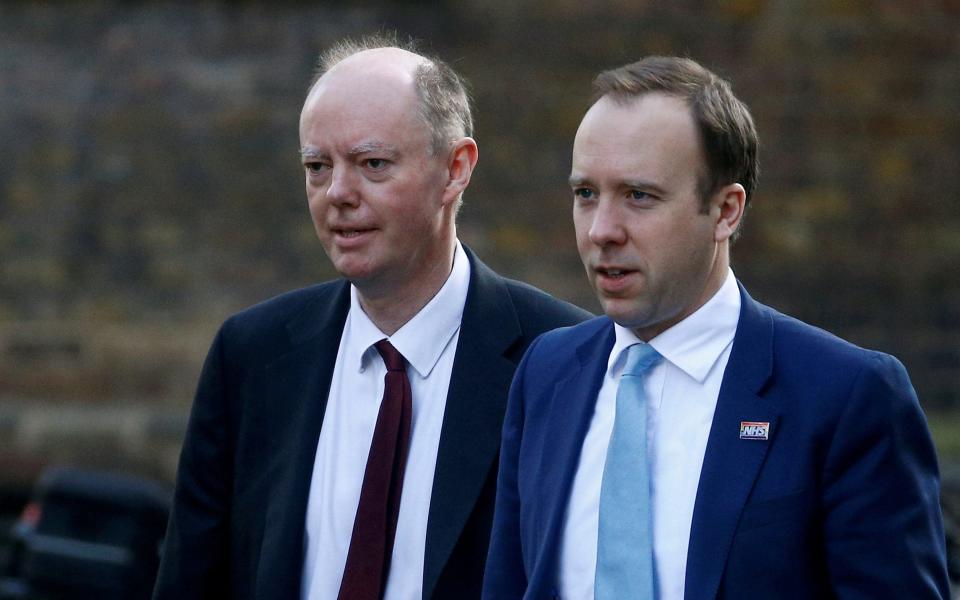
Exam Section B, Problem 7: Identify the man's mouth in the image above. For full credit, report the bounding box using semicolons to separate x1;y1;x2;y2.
331;225;376;236
596;267;633;278
335;229;370;238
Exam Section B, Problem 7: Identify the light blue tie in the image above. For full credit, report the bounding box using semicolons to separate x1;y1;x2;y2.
595;343;662;600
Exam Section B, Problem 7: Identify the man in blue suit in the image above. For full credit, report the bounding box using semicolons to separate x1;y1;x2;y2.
483;56;948;599
153;36;589;600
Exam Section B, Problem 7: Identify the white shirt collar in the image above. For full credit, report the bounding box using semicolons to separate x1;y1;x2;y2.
347;240;471;379
610;269;741;383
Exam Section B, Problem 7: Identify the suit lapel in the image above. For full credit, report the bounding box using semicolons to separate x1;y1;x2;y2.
421;251;522;599
254;282;350;599
528;320;615;593
684;285;778;600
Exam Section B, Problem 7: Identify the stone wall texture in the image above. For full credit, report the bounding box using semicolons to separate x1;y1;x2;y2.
1;1;958;485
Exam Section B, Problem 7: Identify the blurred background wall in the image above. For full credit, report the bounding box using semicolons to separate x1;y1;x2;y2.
1;0;958;490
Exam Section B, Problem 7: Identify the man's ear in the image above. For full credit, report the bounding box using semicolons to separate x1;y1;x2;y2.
713;183;746;243
442;137;479;207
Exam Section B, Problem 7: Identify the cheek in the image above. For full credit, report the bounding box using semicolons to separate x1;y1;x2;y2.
306;193;331;232
306;193;323;220
573;213;592;243
574;231;593;265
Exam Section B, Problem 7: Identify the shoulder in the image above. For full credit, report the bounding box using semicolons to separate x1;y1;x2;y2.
500;276;593;329
224;280;343;330
533;314;611;350
741;294;914;404
520;316;612;370
215;280;349;357
463;246;592;334
760;301;900;373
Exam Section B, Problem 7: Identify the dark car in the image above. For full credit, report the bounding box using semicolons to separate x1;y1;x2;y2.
0;467;170;600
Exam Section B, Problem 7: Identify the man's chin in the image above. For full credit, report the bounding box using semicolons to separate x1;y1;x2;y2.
331;259;378;285
598;298;646;327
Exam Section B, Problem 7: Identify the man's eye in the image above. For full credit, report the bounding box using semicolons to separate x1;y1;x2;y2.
630;190;652;201
573;188;594;200
365;158;387;170
304;162;325;173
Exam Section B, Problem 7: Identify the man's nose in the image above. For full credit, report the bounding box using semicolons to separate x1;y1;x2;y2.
589;199;627;246
326;166;360;207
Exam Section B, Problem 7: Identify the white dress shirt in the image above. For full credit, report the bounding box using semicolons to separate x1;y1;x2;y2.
301;241;471;600
559;269;741;600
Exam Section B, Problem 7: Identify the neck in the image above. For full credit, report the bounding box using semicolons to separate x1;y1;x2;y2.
633;243;730;342
356;237;457;336
702;243;730;299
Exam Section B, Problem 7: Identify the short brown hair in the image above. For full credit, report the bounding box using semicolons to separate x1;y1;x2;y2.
593;56;759;207
313;33;473;156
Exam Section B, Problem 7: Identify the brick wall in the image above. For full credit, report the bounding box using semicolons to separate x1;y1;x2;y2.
1;1;957;483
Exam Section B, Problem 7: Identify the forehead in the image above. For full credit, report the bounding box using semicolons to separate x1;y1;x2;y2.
572;92;704;184
299;60;426;151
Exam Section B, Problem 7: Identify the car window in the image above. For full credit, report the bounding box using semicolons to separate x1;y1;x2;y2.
36;499;139;546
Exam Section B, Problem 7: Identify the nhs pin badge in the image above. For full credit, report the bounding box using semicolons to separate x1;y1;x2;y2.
739;421;769;440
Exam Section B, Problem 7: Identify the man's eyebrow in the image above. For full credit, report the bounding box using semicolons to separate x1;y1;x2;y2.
299;142;400;161
569;175;669;196
299;146;325;160
347;141;398;157
621;179;668;196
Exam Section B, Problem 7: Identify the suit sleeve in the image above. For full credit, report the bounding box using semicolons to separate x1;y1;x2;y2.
822;353;949;598
482;335;542;599
154;326;234;600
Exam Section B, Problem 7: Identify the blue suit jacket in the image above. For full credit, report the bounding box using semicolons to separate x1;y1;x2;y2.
153;248;590;600
484;284;948;599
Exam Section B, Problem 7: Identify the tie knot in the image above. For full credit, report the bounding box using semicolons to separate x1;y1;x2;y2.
622;343;662;377
375;340;407;372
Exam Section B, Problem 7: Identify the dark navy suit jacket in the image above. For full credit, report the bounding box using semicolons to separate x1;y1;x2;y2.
153;248;590;600
484;284;948;599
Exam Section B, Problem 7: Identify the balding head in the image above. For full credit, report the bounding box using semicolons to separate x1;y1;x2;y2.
303;49;428;154
320;45;427;79
307;35;473;156
296;36;480;332
311;46;426;103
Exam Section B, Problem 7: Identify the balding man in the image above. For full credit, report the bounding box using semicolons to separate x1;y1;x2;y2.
153;36;589;600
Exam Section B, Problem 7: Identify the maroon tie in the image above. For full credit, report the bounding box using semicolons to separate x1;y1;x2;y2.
338;340;413;600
